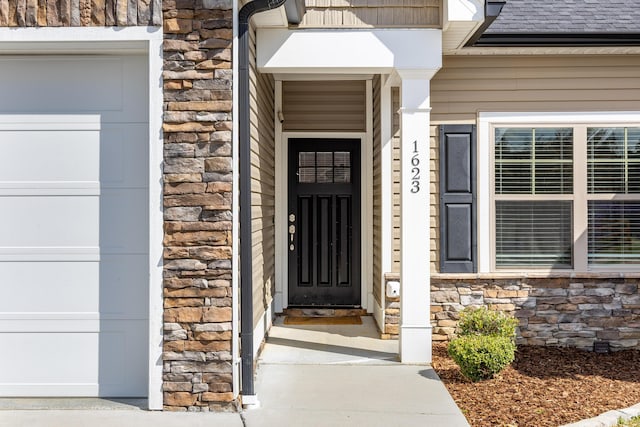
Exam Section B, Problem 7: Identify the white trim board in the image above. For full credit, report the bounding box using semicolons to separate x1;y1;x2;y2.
258;28;442;74
275;131;373;312
0;27;164;410
274;80;285;313
365;79;374;313
0;27;158;53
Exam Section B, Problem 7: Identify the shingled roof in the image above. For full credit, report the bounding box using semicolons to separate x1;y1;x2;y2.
473;0;640;46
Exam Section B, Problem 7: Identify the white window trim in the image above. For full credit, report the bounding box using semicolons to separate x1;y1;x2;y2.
478;111;640;274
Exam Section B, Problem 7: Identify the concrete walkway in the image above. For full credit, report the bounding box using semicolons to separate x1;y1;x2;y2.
0;316;469;427
243;316;469;426
0;409;243;427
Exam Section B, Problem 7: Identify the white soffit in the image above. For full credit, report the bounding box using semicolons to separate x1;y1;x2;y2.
251;7;287;28
442;0;484;51
257;28;442;74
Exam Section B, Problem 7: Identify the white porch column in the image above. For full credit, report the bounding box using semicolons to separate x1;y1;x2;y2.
398;70;434;363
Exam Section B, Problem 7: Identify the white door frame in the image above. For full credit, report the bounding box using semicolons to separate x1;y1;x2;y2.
274;80;374;313
0;27;164;410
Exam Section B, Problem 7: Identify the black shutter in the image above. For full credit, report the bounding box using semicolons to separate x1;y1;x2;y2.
439;125;476;273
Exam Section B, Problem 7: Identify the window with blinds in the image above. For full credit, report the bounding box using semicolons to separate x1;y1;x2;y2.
494;128;574;268
495;128;573;195
588;201;640;264
496;201;573;267
492;124;640;270
587;127;640;264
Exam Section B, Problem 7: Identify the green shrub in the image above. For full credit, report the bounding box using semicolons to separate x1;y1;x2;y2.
457;307;519;338
617;415;640;426
447;307;519;382
447;335;516;382
625;416;640;427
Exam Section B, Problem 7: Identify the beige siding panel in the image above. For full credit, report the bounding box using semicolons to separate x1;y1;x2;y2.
323;8;343;26
299;0;439;28
391;87;400;273
301;8;324;25
431;55;640;123
283;80;366;132
430;125;438;273
343;8;378;27
250;23;277;328
372;75;382;305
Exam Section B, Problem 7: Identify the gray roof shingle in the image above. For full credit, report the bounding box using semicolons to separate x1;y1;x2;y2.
485;0;640;34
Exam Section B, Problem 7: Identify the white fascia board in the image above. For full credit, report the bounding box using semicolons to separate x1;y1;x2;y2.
257;28;442;74
0;26;161;41
0;27;161;53
443;0;484;27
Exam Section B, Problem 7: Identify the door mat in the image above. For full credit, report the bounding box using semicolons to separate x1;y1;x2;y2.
283;316;362;325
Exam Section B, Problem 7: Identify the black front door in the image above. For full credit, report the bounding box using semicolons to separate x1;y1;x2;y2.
288;139;361;306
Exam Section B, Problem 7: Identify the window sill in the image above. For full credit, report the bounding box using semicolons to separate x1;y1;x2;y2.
432;271;640;280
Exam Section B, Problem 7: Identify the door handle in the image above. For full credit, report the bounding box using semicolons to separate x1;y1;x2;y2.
288;224;296;251
288;214;295;251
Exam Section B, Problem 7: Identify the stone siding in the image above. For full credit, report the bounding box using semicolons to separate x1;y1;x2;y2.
161;0;235;412
382;273;399;339
0;0;161;26
383;295;400;339
431;275;640;351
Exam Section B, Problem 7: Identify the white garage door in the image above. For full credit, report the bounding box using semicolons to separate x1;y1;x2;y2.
0;55;149;397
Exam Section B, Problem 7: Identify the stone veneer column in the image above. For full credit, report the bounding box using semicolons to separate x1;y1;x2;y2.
161;0;236;411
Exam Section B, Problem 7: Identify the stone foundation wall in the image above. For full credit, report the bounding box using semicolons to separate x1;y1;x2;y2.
431;275;640;351
161;0;235;412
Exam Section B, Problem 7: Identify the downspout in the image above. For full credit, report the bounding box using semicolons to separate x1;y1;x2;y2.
238;0;287;406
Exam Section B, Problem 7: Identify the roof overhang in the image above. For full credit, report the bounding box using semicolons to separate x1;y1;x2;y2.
442;0;495;52
463;0;505;47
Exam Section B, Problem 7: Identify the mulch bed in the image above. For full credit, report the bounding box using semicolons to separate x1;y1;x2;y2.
432;343;640;427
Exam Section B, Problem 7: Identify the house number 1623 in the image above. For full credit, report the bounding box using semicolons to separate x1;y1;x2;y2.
410;140;420;193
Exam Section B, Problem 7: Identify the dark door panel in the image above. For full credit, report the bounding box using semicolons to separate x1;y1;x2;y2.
288;139;361;307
